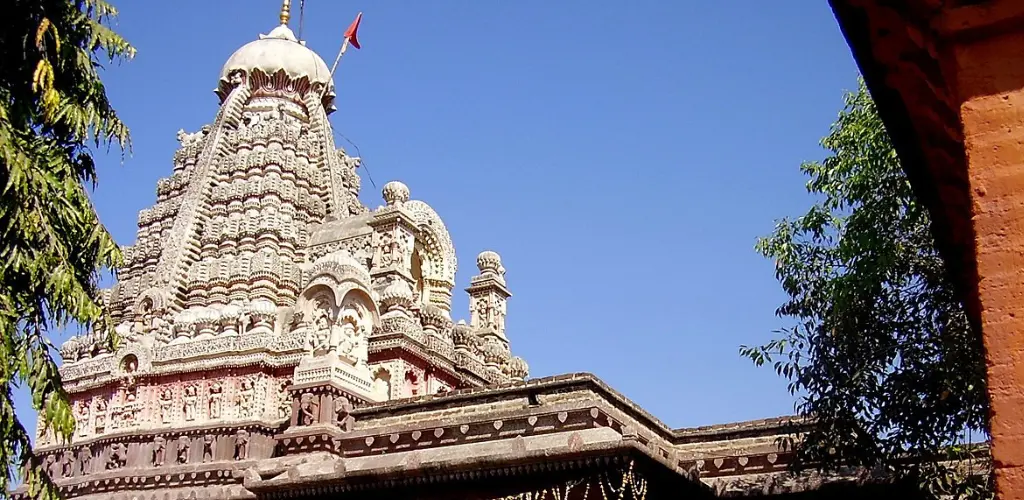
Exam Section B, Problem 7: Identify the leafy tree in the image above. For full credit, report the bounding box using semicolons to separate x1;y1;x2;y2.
0;1;132;497
742;80;992;498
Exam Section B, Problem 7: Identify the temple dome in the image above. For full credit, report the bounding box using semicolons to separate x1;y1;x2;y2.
218;24;334;94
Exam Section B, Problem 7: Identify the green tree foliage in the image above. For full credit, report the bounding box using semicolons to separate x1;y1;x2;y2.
742;80;992;498
0;1;132;497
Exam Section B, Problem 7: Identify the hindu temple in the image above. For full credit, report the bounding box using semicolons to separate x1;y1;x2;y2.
25;4;930;499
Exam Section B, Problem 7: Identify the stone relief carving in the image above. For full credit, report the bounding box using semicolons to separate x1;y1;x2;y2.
236;378;255;418
107;443;127;469
299;393;319;426
183;384;198;421
305;296;333;355
202;434;215;462
277;379;292;419
209;381;223;419
333;396;354;432
159;387;174;423
77;446;90;476
177;436;190;464
94;398;107;434
75;401;90;437
153;436;166;466
234;430;249;460
45;454;57;479
61;451;74;478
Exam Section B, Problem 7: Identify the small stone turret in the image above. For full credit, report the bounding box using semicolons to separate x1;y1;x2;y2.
467;251;510;339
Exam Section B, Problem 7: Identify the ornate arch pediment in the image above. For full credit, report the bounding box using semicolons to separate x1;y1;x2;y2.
403;200;457;286
305;250;372;291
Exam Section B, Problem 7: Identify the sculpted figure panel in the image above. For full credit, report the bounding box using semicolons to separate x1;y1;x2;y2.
159;388;174;423
107;443;126;469
94;398;107;434
299;393;319;426
153;436;166;466
78;446;91;476
75;402;90;437
177;436;190;464
236;378;255;418
234;430;249;460
333;396;354;432
305;295;333;355
202;434;215;462
209;381;223;419
183;384;198;421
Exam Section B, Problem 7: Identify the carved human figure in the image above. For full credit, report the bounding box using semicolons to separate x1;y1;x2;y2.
159;388;174;423
44;454;57;479
183;384;198;421
306;297;332;354
177;436;190;464
299;393;319;426
471;297;492;329
61;451;74;478
94;398;107;434
202;434;215;462
333;396;354;432
123;357;138;388
78;446;91;476
107;443;126;469
208;382;223;419
75;402;90;437
335;319;356;358
377;230;400;267
338;301;369;367
237;379;254;418
234;430;249;461
277;380;292;419
153;436;166;466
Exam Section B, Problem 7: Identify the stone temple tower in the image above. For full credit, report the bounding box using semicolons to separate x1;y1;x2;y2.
26;5;900;499
40;3;528;489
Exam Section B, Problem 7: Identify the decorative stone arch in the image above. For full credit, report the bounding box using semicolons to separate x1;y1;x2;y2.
339;288;380;327
304;251;372;292
115;344;151;374
132;287;171;320
404;200;457;310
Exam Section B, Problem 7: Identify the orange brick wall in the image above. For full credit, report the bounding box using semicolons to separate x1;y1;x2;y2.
955;28;1024;500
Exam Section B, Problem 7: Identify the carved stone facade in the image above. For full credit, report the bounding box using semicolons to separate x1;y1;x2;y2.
25;5;917;500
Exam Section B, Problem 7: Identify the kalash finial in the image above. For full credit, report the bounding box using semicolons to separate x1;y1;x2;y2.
279;0;292;26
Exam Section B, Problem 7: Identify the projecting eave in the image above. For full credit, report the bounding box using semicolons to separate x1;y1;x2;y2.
828;0;1024;332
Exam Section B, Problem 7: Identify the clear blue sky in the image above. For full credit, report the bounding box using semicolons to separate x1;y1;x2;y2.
20;1;862;435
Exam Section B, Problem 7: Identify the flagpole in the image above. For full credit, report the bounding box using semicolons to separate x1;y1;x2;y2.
329;37;350;78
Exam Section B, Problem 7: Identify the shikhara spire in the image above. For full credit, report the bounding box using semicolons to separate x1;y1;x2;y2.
45;0;526;479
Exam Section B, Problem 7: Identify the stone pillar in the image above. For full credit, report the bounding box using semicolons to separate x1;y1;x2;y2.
466;251;510;339
950;14;1024;499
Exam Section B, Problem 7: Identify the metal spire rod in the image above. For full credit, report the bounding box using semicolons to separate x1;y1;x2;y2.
279;0;291;26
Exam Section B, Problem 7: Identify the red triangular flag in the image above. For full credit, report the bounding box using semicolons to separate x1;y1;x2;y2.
344;12;362;50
